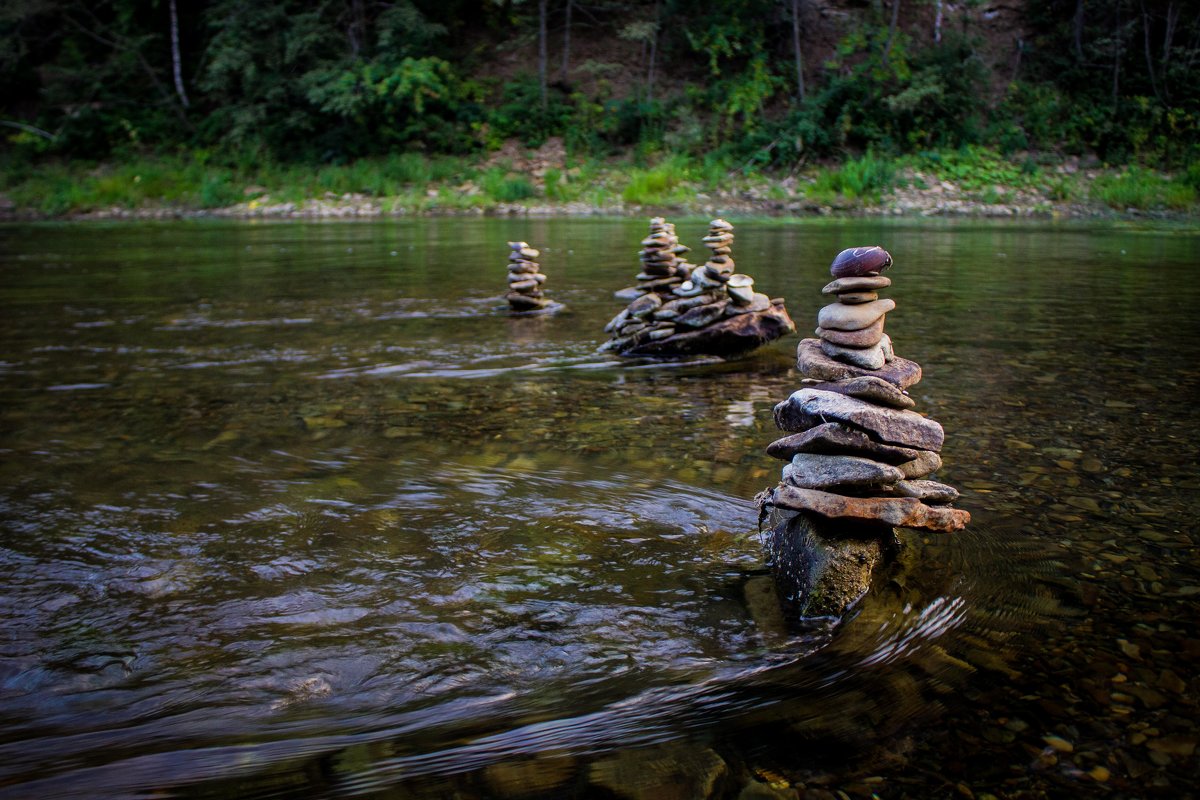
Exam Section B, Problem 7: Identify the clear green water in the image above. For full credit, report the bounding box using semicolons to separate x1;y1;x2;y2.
0;219;1197;798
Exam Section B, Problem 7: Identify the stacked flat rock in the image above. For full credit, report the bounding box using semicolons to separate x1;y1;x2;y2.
505;241;550;312
759;245;970;533
601;219;795;357
614;217;694;301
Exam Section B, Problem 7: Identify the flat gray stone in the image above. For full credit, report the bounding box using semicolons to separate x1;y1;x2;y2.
766;422;920;463
797;338;922;389
822;275;892;294
675;298;728;328
803;375;916;410
820;339;886;369
627;292;663;318
774;388;944;451
817;298;895;332
816;318;885;347
783;453;904;490
894;479;959;503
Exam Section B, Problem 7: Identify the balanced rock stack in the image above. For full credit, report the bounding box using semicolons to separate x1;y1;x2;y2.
759;245;970;534
505;241;550;312
601;219;795;357
614;217;694;301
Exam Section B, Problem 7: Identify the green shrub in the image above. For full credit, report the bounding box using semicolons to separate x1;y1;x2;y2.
1091;167;1197;210
808;152;897;203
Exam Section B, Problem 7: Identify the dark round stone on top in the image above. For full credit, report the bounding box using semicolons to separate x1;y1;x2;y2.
830;246;892;278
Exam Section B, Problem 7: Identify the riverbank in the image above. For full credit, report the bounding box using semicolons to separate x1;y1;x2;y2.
2;144;1197;223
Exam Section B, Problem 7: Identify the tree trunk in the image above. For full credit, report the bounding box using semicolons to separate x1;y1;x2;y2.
538;0;548;108
1162;0;1179;65
934;0;943;44
791;0;806;101
646;14;658;103
1140;0;1162;101
560;0;572;82
881;0;901;68
1073;0;1085;61
1112;0;1121;105
169;0;189;109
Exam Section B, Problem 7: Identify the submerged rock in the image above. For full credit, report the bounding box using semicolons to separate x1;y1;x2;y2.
763;511;886;619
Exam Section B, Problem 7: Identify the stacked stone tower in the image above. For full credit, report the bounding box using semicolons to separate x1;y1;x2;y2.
505;241;550;312
756;246;968;617
602;219;794;357
614;217;694;301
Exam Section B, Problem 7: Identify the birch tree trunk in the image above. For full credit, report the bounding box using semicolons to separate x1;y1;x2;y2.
169;0;189;109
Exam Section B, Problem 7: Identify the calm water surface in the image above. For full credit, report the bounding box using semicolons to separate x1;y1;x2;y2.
0;219;1197;799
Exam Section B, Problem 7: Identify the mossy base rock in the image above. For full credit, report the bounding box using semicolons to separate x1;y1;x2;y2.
588;744;727;800
763;510;888;619
617;300;795;358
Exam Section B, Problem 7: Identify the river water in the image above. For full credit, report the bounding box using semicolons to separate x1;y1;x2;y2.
0;218;1196;799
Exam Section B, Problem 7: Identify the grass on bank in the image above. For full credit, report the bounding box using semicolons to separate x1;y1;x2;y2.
1;147;1198;216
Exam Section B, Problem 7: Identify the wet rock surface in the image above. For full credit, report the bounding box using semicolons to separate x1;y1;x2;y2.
603;219;796;358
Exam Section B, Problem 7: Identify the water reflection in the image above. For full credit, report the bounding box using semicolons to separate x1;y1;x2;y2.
0;219;1197;798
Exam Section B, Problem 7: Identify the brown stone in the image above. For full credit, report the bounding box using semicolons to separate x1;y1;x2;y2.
898;449;942;478
822;275;892;294
817;298;896;331
836;291;879;304
803;375;916;410
797;338;922;389
766;422;920;464
816;318;885;347
765;485;970;532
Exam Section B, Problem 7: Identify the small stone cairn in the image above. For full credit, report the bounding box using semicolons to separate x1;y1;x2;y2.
505;241;550;312
759;245;970;534
602;219;794;357
614;217;694;301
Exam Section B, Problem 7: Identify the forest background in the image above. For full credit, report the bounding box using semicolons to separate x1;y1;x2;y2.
2;0;1198;217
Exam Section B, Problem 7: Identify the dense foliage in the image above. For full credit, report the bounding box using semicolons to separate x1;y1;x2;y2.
2;0;1198;170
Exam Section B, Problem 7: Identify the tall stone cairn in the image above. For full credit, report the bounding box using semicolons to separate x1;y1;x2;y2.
602;219;795;355
614;217;694;301
505;241;549;312
759;246;970;533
